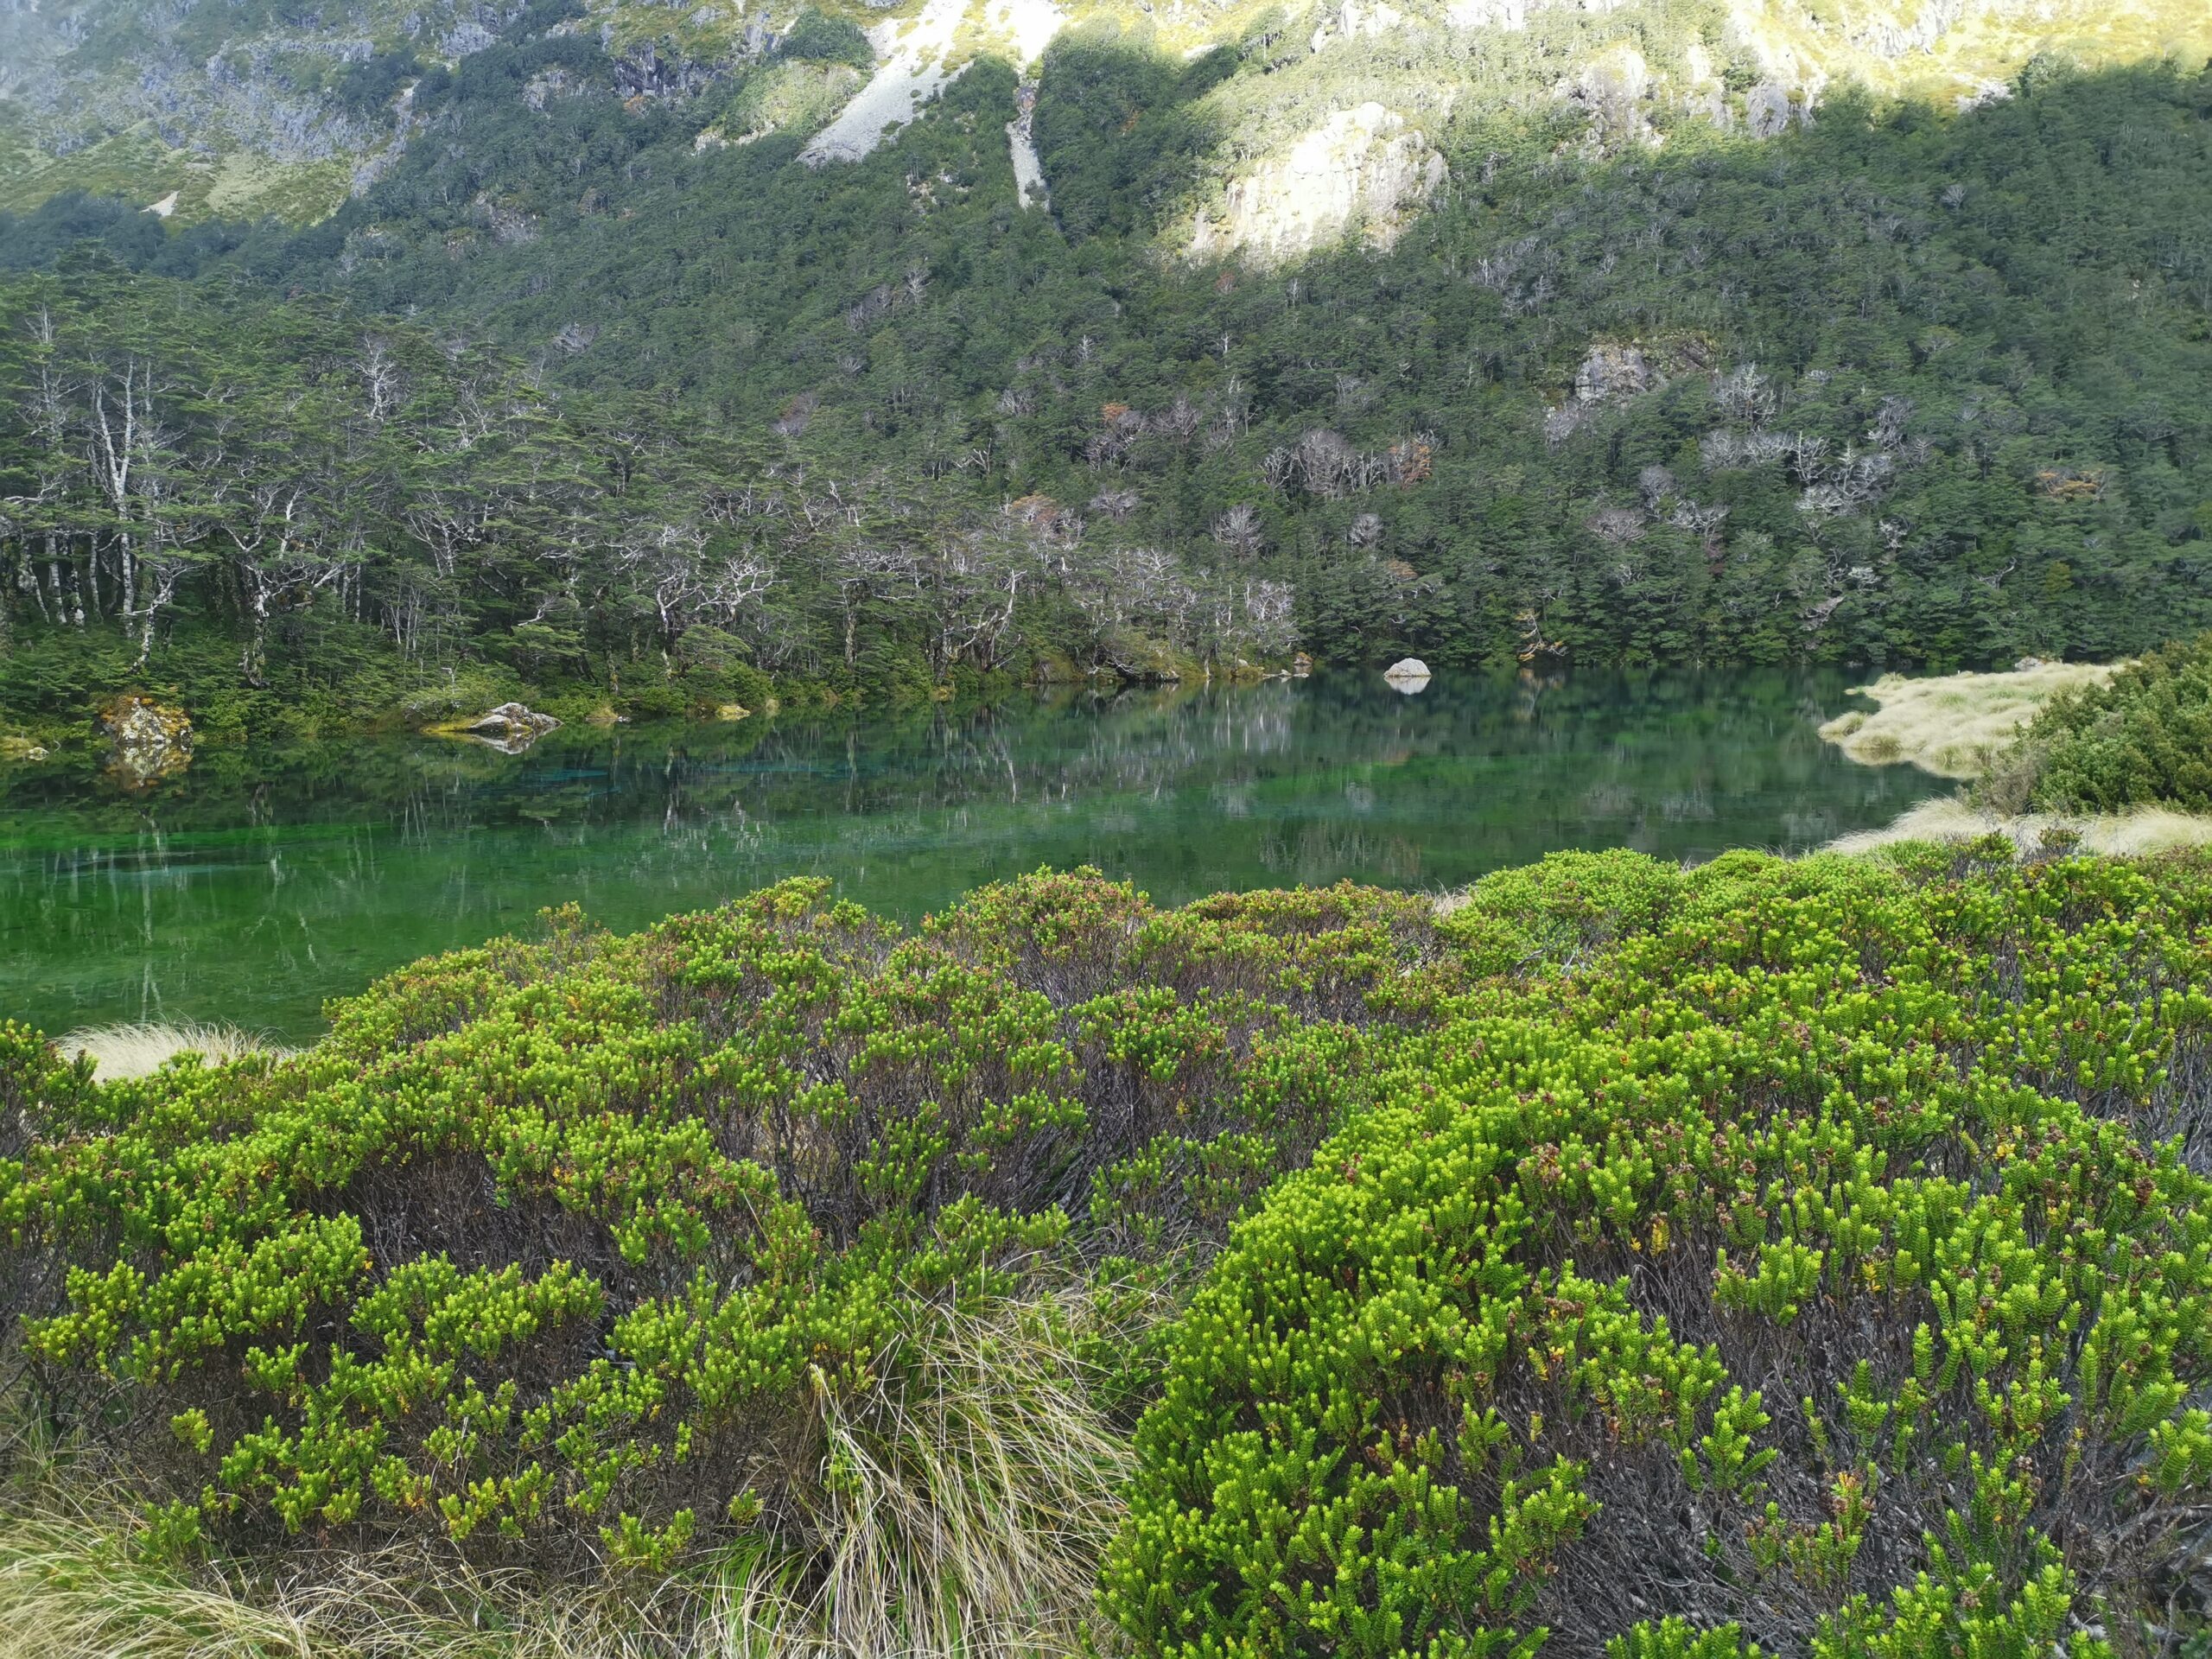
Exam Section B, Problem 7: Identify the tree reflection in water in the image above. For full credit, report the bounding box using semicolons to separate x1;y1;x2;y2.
0;670;1940;1041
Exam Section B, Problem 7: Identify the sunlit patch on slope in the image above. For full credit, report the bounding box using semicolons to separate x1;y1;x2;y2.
1719;0;2212;105
1189;102;1446;264
801;0;972;163
1009;75;1050;208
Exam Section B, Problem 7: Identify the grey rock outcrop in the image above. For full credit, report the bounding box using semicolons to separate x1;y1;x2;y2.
465;702;563;753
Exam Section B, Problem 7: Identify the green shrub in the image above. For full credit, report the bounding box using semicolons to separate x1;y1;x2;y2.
2007;633;2212;812
1104;850;2212;1657
0;873;1432;1587
396;668;527;725
1437;849;1692;976
772;8;871;66
670;626;774;713
18;851;2212;1657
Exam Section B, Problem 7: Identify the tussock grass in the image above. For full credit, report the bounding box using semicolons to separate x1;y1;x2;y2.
0;1282;1149;1659
0;1513;313;1659
0;1497;669;1659
779;1286;1145;1659
1816;661;2115;779
1824;793;2212;857
56;1023;296;1081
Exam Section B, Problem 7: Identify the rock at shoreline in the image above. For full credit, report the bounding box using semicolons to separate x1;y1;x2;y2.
454;702;563;753
1382;657;1432;693
99;695;193;790
469;702;561;736
1291;652;1314;677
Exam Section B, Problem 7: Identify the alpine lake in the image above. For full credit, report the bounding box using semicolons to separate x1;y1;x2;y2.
0;669;1945;1044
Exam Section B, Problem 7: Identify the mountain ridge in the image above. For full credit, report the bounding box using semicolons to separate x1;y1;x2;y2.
6;0;2209;237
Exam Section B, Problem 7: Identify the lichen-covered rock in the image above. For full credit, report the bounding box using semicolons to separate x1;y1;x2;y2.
1573;343;1659;405
1309;0;1403;54
1745;79;1800;137
469;702;559;734
98;695;192;790
458;702;562;753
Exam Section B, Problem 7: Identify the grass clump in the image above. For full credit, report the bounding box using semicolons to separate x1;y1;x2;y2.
1816;661;2115;779
1827;795;2212;860
56;1023;297;1081
1105;846;2212;1657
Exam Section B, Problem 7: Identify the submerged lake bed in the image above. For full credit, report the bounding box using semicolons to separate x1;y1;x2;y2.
0;671;1941;1041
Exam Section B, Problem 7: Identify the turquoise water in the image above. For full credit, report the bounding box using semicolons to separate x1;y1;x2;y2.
0;671;1941;1041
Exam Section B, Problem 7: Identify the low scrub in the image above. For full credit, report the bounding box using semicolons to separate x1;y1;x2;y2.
0;872;1435;1649
1986;632;2212;815
12;852;2212;1656
1107;847;2212;1656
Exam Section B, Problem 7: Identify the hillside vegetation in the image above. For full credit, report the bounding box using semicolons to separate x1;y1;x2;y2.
9;848;2212;1654
4;5;2212;729
5;0;2209;225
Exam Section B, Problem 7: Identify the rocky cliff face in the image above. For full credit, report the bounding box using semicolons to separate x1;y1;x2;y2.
1190;103;1446;265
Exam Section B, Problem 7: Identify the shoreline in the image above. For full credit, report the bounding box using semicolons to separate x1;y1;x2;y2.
1815;660;2115;779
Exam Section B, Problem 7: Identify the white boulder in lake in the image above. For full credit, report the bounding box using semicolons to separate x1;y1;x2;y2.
1383;658;1432;692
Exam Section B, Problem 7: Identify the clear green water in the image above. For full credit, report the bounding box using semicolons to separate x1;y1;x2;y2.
0;671;1940;1042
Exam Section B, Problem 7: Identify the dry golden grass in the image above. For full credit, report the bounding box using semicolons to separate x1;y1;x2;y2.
1825;795;2212;859
0;1499;685;1659
56;1024;297;1081
1816;662;2116;779
780;1287;1143;1659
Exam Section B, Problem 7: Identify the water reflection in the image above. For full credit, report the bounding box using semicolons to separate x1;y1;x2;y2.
0;671;1937;1040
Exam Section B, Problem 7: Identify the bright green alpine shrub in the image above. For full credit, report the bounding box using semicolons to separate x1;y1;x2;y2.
1105;847;2212;1656
0;871;1437;1571
15;847;2212;1658
2006;632;2212;813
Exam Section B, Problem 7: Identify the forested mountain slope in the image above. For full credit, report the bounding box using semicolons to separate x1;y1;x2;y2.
3;0;2212;730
